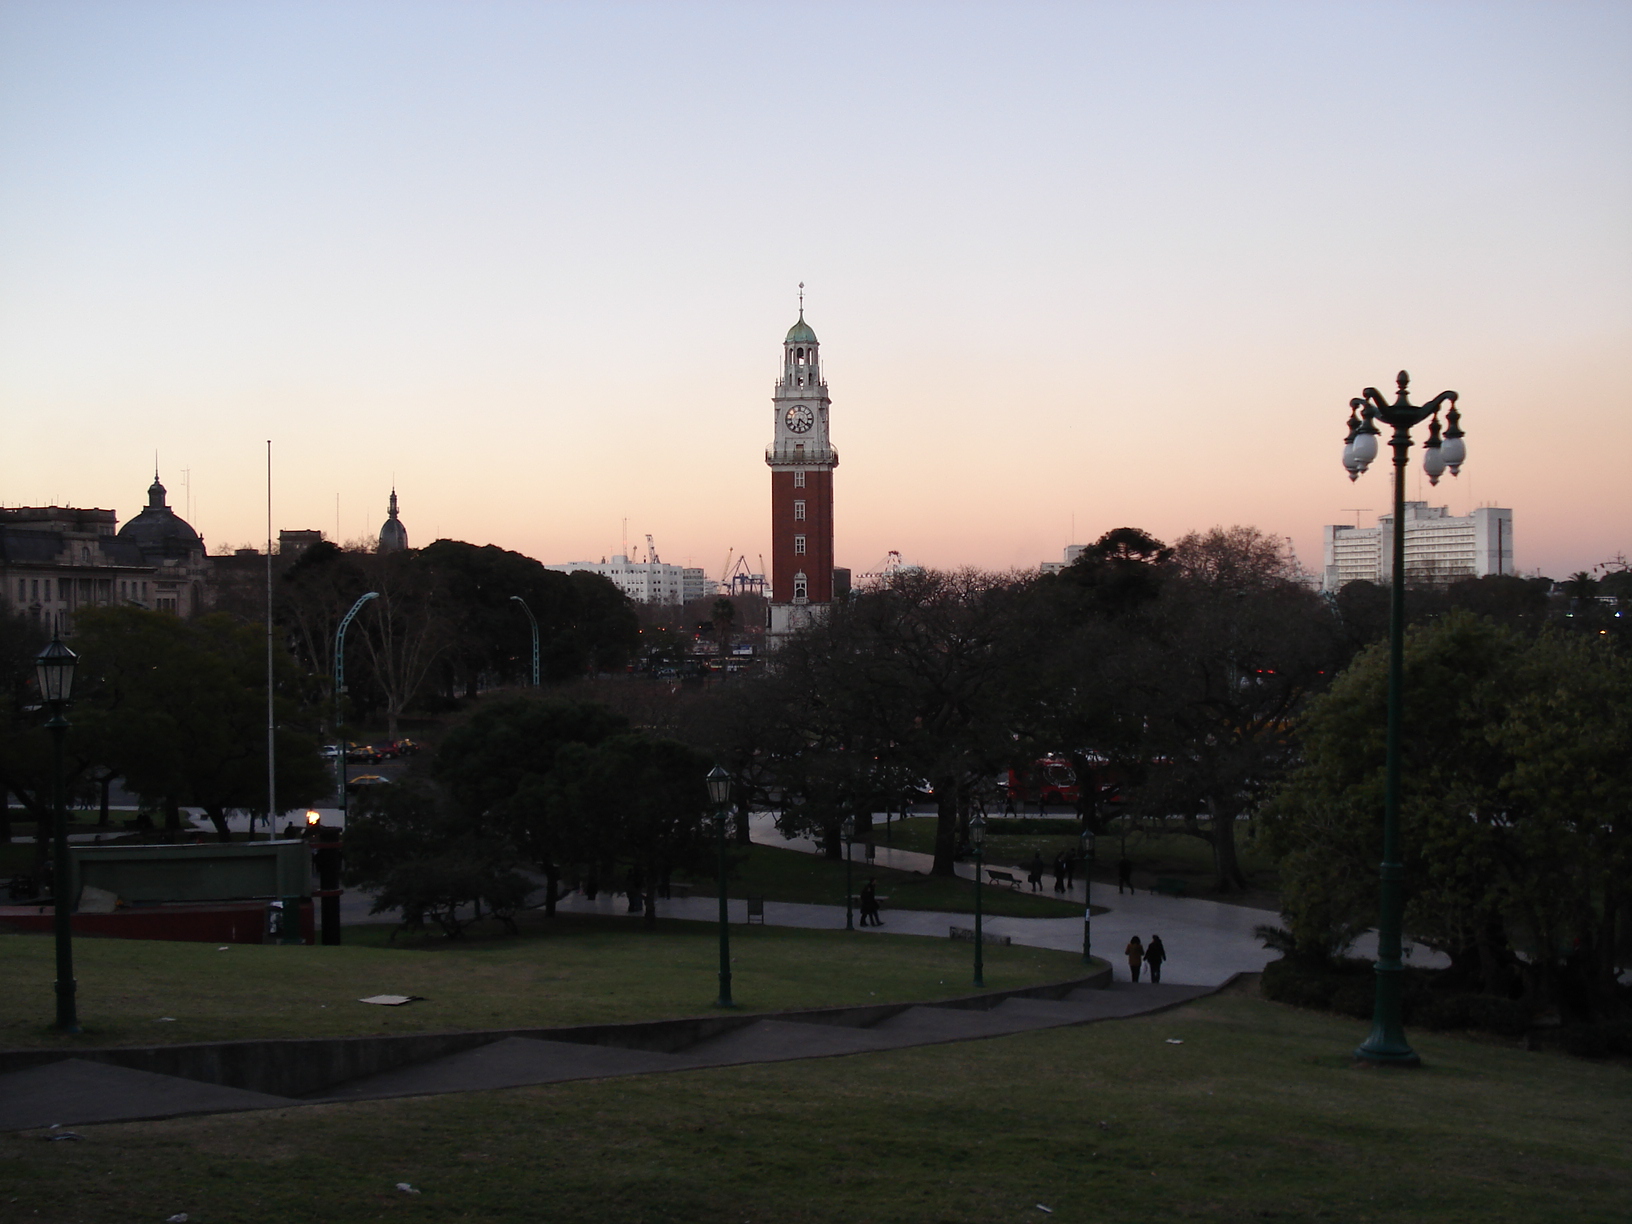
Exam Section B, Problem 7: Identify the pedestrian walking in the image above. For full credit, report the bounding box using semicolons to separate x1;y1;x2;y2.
1052;852;1066;893
1028;851;1045;893
859;878;883;926
1125;935;1145;983
1145;934;1167;984
1064;848;1077;890
1117;856;1133;895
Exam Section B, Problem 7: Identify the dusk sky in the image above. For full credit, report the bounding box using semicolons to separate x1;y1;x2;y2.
2;1;1627;582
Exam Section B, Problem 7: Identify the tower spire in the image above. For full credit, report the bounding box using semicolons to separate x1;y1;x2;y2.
798;281;804;319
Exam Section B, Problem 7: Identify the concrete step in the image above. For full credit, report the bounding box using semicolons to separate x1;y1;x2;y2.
868;1005;1040;1043
0;1058;297;1131
674;1019;904;1066
316;1037;692;1102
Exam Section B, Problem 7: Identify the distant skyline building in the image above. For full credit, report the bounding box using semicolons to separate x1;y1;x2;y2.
1322;502;1513;591
766;297;838;645
545;555;711;606
377;488;409;553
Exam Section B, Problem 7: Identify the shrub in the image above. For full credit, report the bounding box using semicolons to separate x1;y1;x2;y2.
1415;993;1475;1031
1330;981;1376;1020
1559;1020;1632;1059
1466;995;1530;1038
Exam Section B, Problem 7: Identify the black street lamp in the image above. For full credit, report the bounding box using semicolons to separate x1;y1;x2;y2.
706;765;735;1008
1341;370;1463;1068
841;814;856;931
36;636;80;1034
1080;826;1095;966
509;596;540;687
970;813;986;988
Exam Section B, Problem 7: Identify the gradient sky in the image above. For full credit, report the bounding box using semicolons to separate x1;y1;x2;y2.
2;1;1628;582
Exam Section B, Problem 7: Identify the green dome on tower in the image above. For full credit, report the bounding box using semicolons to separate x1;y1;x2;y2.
785;313;818;345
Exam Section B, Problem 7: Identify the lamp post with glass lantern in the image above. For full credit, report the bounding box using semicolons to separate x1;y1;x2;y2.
1080;826;1096;966
841;814;856;931
36;637;80;1033
970;813;986;988
1341;371;1463;1068
706;766;735;1008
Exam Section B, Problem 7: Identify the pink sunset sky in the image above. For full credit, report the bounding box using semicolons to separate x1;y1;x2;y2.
2;2;1627;582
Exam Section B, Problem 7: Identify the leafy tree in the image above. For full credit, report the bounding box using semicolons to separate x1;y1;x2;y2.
70;608;329;841
1263;611;1632;1017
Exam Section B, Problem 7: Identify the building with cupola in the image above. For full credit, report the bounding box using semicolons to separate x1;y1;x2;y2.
0;471;209;632
766;302;839;645
378;489;410;554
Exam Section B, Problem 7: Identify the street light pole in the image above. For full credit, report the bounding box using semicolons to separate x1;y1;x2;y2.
842;814;855;931
1342;371;1463;1068
706;766;734;1008
970;813;986;988
36;637;80;1034
333;591;378;827
509;596;539;687
1081;827;1095;966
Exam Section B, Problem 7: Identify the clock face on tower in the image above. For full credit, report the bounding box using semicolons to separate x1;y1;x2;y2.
784;404;815;434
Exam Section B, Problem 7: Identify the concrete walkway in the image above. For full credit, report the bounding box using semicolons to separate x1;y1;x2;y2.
0;980;1212;1132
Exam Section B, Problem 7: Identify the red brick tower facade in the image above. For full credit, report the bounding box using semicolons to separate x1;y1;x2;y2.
767;307;837;643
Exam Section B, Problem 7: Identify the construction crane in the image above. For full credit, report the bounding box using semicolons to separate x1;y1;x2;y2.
645;533;660;564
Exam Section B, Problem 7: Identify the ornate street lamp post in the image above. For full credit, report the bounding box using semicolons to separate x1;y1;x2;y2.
970;812;986;989
1080;826;1096;966
36;636;80;1033
841;814;856;931
707;766;735;1008
509;596;539;687
1341;371;1463;1068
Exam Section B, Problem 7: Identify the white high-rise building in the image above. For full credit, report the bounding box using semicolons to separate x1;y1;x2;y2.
546;557;714;606
1322;503;1513;591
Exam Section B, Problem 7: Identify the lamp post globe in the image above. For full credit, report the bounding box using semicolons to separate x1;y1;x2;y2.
970;813;987;989
1342;371;1463;1069
36;636;80;1033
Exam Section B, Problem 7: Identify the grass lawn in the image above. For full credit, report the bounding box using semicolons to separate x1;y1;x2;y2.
0;916;1094;1051
686;842;1083;918
884;815;1281;906
3;980;1626;1223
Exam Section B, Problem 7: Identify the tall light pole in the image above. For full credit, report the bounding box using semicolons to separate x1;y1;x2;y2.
509;596;539;687
707;766;735;1008
841;814;855;931
333;592;379;825
970;813;986;989
1080;826;1095;966
36;637;80;1033
1342;370;1463;1068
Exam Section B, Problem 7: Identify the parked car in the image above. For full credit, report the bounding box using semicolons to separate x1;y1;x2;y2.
345;774;390;793
388;738;421;757
346;743;382;764
319;744;343;760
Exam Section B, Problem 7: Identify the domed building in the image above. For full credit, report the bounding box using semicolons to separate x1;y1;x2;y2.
377;488;409;554
116;471;208;615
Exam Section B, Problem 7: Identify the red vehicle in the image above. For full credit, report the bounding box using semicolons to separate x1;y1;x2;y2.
1006;756;1081;806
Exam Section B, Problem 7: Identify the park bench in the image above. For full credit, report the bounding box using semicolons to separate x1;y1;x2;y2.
1152;876;1189;898
985;869;1022;891
746;894;765;925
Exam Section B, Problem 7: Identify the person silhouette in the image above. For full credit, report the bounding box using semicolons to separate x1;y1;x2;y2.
1125;935;1145;982
1145;934;1167;984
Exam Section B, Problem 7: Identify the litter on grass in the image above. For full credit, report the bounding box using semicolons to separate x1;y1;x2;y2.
397;1183;421;1195
1166;1038;1184;1044
167;1214;189;1222
359;995;426;1006
155;1017;176;1022
41;1132;82;1142
1036;1206;1054;1214
216;946;230;952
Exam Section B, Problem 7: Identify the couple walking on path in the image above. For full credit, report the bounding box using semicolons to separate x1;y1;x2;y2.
1124;934;1167;982
858;878;884;927
1026;850;1076;893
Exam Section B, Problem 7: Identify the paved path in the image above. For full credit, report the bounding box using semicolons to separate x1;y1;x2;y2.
0;980;1212;1132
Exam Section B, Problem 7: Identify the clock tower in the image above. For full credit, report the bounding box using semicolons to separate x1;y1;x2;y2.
766;300;837;644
